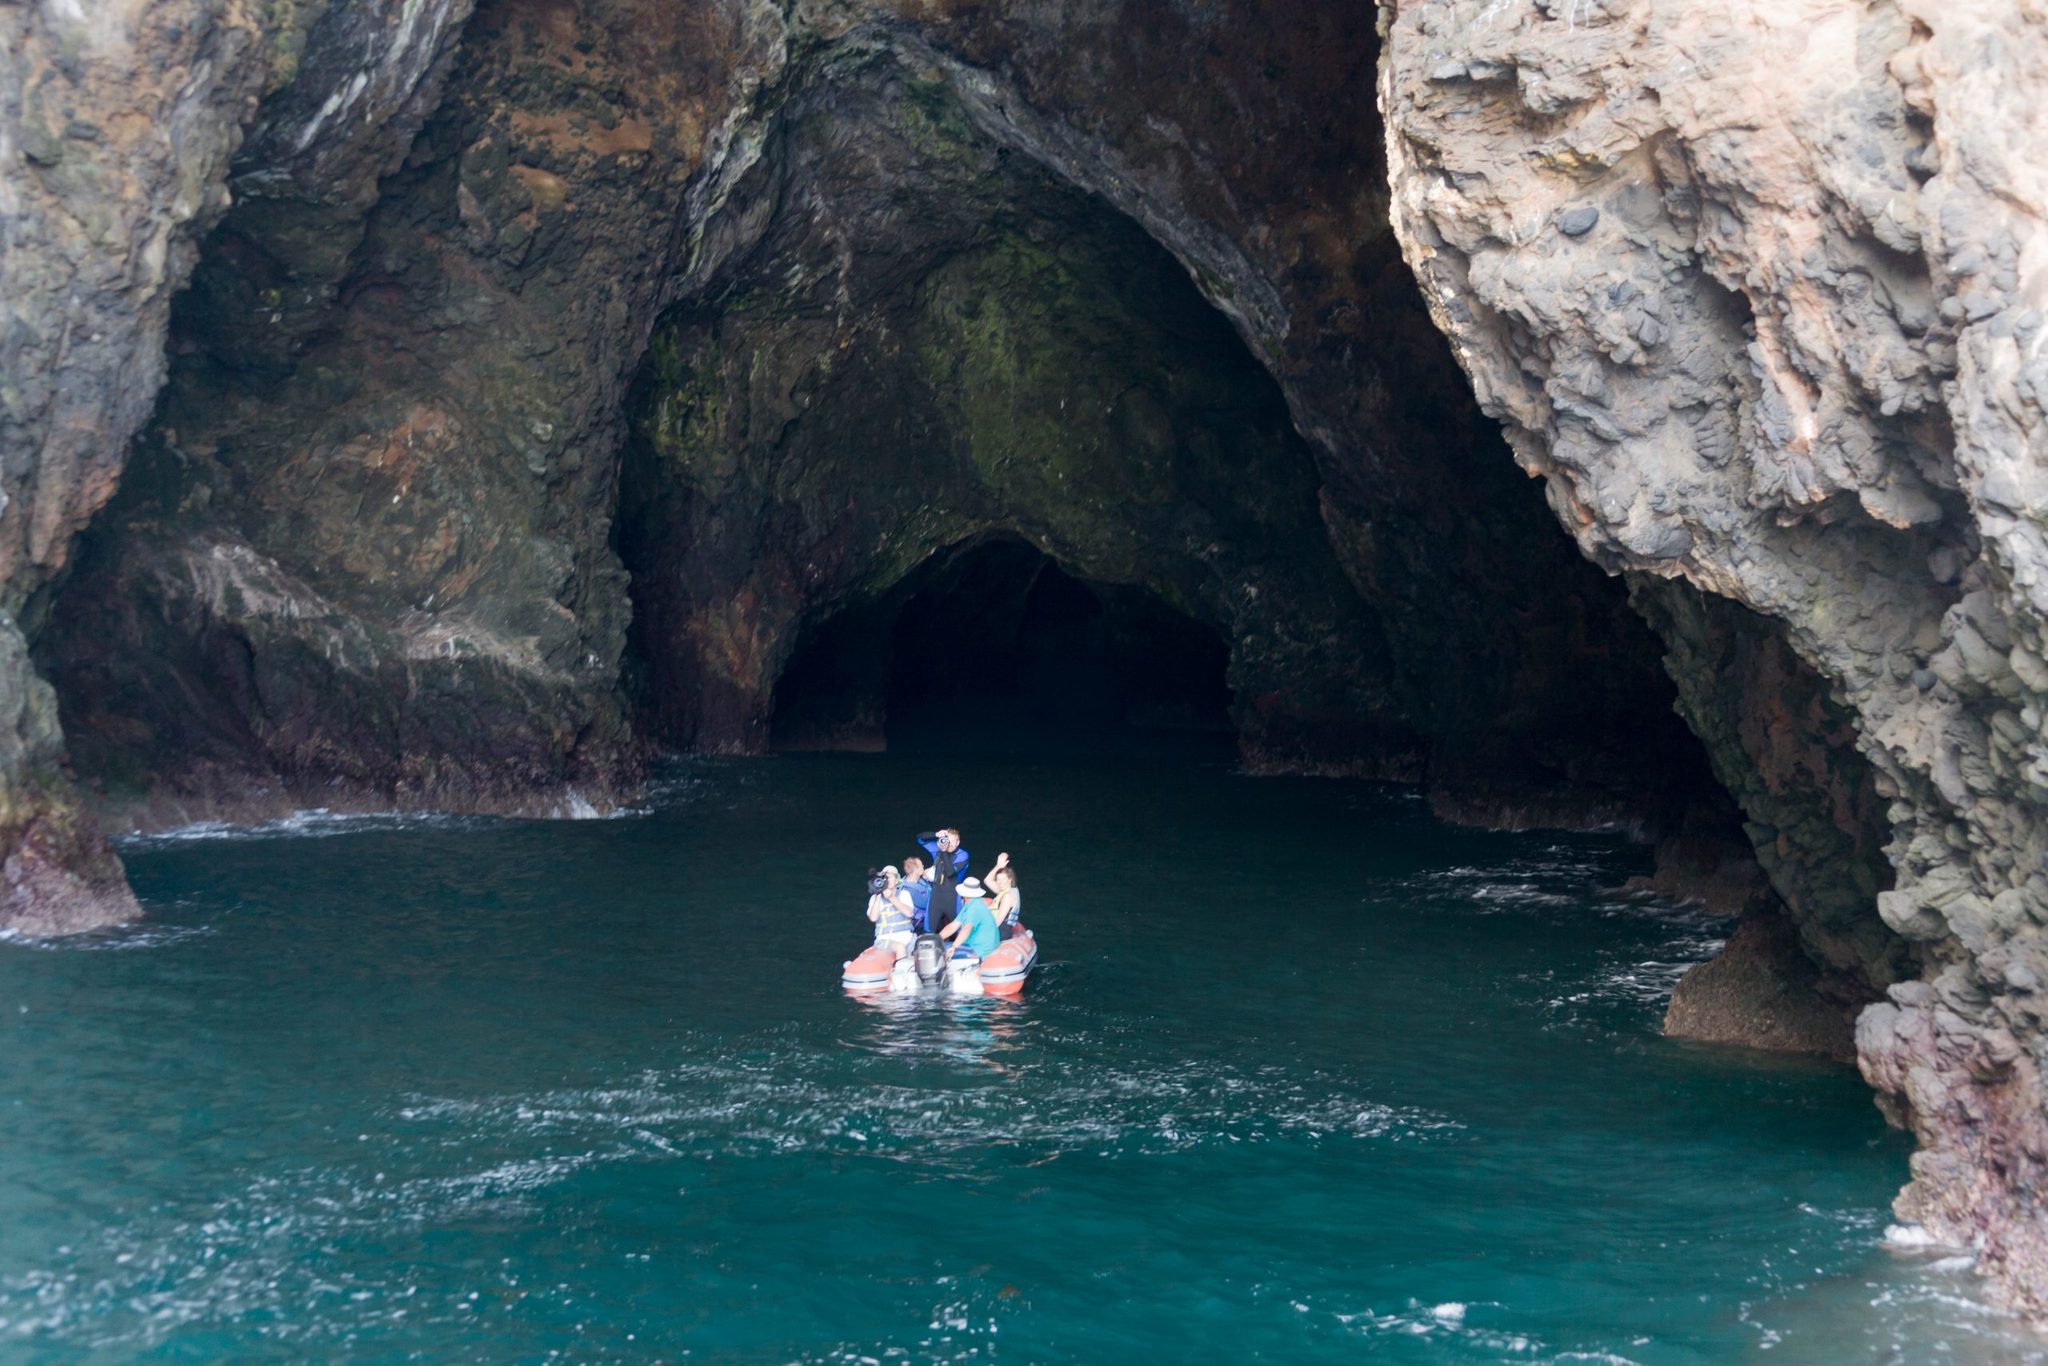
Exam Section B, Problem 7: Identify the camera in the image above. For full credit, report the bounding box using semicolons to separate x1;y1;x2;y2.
867;870;889;895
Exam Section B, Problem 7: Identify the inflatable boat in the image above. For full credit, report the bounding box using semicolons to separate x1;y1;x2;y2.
841;928;1039;997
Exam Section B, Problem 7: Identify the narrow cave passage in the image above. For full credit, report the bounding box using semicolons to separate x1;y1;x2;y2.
769;537;1234;754
613;142;1400;769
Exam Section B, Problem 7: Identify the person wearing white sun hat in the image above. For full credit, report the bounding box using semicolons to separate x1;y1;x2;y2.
939;876;1001;960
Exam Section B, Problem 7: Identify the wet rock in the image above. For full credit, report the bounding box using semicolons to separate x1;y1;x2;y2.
0;613;134;936
0;0;472;926
1382;0;2048;1315
1666;909;1867;1063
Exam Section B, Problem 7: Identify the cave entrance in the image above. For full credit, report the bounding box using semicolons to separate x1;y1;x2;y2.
769;537;1233;755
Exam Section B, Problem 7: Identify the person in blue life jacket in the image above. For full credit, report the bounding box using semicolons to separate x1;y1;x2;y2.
916;828;971;933
865;866;918;957
939;877;1001;960
900;855;935;932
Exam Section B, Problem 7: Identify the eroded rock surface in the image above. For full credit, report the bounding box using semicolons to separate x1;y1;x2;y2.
1664;908;1864;1064
1383;0;2048;1313
23;0;1702;842
1;0;475;928
29;0;759;825
616;72;1402;766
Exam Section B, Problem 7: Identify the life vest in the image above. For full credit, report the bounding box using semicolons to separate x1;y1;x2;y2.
872;892;915;938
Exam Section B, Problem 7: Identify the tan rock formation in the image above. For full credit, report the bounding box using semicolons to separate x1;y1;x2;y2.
1382;0;2048;1314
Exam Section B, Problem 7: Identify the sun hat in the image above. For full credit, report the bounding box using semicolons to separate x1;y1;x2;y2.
956;877;988;899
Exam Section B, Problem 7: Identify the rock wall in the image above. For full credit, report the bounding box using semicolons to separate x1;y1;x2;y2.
615;69;1404;767
19;0;1706;854
1382;0;2048;1313
1;0;476;929
28;0;797;829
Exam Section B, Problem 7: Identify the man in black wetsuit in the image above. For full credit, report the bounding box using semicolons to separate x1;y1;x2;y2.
916;828;970;934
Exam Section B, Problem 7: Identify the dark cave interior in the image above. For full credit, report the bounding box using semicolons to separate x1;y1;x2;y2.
769;536;1236;752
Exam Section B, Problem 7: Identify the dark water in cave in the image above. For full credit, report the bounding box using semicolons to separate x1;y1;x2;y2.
0;744;2029;1360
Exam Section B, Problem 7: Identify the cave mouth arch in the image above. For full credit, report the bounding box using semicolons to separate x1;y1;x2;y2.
613;125;1404;769
768;535;1235;755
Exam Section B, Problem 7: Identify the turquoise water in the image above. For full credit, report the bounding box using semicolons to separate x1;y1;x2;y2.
0;746;2029;1360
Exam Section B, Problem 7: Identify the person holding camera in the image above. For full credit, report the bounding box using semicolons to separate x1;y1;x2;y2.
865;866;918;958
916;828;971;933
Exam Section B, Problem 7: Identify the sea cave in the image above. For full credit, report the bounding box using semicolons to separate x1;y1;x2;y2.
3;0;2047;1351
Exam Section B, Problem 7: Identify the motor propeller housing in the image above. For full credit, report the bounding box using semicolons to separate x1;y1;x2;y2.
911;933;947;985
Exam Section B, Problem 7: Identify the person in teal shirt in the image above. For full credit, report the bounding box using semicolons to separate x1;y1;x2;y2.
940;877;1001;959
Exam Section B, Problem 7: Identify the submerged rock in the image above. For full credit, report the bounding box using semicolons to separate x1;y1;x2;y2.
1665;911;1865;1064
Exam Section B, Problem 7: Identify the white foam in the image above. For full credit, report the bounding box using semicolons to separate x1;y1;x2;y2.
1883;1223;1945;1249
116;781;675;848
1430;1302;1466;1323
0;921;214;953
117;808;496;848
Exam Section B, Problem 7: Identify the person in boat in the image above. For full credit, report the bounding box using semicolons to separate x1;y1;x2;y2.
984;856;1021;940
939;876;1002;961
900;854;935;932
916;828;970;934
865;866;918;957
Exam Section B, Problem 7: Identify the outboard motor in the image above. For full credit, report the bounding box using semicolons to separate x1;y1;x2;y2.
911;933;949;986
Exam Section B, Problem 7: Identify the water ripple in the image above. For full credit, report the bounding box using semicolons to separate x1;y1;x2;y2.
394;1050;1463;1167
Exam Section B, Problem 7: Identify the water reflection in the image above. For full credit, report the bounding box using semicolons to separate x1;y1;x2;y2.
847;991;1035;1074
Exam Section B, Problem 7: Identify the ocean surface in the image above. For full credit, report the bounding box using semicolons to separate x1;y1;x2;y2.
0;741;2035;1361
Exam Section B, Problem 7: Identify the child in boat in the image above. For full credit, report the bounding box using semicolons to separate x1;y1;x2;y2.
866;866;917;957
939;877;1002;960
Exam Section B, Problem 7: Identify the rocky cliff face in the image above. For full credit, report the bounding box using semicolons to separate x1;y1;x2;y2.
1;0;475;928
22;0;1704;840
1382;0;2048;1314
